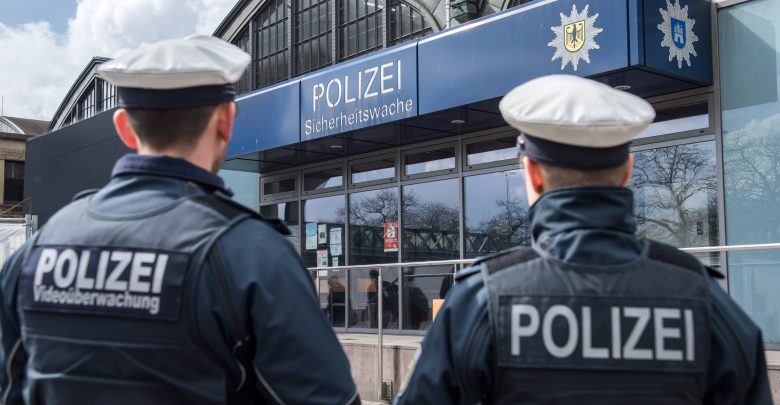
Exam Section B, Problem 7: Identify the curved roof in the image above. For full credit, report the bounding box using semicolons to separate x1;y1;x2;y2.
1;116;49;135
48;56;110;132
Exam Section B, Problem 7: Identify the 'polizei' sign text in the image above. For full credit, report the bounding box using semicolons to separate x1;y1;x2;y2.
301;43;417;140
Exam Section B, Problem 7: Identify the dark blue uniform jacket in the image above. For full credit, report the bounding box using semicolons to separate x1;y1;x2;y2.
396;187;771;405
0;155;358;404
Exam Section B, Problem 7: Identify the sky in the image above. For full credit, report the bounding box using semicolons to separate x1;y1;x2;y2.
0;0;237;120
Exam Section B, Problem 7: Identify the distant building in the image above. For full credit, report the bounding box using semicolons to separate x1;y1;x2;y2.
0;116;47;216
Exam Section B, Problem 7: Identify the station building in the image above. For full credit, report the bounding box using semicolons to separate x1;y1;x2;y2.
25;0;780;369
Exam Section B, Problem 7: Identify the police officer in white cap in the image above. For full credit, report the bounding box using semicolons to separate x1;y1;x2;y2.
395;74;771;404
0;35;359;404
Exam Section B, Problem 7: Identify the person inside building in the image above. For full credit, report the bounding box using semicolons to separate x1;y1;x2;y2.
394;74;771;404
0;35;358;404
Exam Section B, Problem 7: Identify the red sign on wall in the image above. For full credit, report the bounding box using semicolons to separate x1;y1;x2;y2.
384;222;399;252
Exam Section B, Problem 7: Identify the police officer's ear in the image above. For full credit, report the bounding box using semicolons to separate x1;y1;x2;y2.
215;102;236;145
522;156;545;204
113;109;140;150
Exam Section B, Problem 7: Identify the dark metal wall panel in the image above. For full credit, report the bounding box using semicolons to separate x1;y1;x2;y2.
24;109;128;225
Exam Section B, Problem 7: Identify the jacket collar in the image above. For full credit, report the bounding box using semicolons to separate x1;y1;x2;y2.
529;186;641;265
111;154;233;196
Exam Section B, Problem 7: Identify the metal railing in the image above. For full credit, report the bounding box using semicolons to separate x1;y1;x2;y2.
308;242;780;402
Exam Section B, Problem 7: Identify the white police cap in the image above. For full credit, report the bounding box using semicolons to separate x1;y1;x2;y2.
499;75;655;169
97;35;250;109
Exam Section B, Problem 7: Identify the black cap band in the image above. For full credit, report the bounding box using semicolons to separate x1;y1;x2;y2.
519;134;630;169
117;84;237;109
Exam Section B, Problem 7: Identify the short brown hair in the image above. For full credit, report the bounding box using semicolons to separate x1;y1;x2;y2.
537;160;629;190
125;105;218;151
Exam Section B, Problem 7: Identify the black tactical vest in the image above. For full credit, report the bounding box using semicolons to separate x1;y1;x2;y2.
13;192;287;404
481;241;712;404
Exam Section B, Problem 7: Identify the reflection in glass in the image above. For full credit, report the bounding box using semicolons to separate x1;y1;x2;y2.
631;141;718;248
402;179;460;261
636;103;709;139
402;265;454;331
405;147;455;176
348;268;399;330
388;0;433;45
302;195;345;267
261;201;300;252
263;177;295;196
349;187;399;264
319;269;347;327
464;170;529;258
466;136;517;166
720;0;780;342
352;157;395;184
304;167;343;191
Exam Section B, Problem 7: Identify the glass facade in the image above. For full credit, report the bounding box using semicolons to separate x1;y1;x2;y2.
338;0;383;60
255;0;290;87
402;179;460;261
387;0;433;45
720;0;780;343
349;187;399;264
302;195;346;268
464;169;529;258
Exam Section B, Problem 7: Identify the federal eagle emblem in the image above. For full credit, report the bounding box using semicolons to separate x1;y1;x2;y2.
658;0;698;68
549;4;603;71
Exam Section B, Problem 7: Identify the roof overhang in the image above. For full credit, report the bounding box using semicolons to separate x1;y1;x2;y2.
222;0;714;173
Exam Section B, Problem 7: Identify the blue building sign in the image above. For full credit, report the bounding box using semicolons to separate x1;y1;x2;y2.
300;42;418;141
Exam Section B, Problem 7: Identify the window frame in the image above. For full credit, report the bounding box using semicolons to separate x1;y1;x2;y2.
401;141;460;180
260;171;299;202
461;129;519;172
302;162;347;196
348;152;398;189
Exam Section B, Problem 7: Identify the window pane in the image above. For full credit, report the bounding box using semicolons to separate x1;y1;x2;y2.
464;170;529;258
402;179;460;261
302;195;345;268
352;157;395;184
636;103;709;139
719;0;780;343
631;141;718;248
348;268;399;330
319;269;347;327
349;187;399;265
304;167;344;191
404;146;456;176
466;136;517;166
3;161;24;203
261;201;300;252
263;177;295;196
402;265;455;331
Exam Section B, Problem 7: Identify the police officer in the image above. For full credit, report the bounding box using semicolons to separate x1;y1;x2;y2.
0;35;359;404
395;75;771;404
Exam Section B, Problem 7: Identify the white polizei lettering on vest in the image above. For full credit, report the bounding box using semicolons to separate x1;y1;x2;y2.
511;304;540;356
151;254;169;294
33;248;58;286
129;252;155;293
105;251;131;291
623;307;653;360
542;305;578;358
364;67;379;98
75;250;94;289
95;251;110;289
611;306;622;359
684;309;695;361
582;306;609;359
53;249;78;289
654;308;683;361
380;62;395;94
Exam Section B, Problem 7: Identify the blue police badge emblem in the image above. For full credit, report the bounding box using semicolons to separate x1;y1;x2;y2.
671;18;686;48
658;0;698;68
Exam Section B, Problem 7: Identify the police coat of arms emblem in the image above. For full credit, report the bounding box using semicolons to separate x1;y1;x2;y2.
549;4;603;71
658;0;698;68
